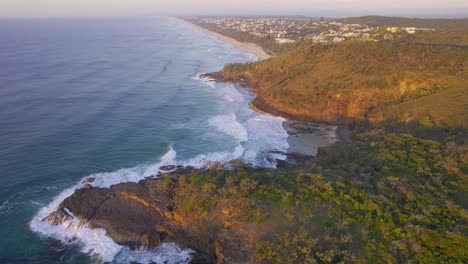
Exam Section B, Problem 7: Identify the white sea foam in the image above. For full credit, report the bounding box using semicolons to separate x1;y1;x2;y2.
208;114;248;142
90;148;176;188
238;114;289;166
31;68;290;264
29;143;246;263
220;84;245;103
29;147;195;264
223;95;234;102
192;73;215;88
30;183;123;263
183;145;245;168
113;243;194;264
197;71;289;167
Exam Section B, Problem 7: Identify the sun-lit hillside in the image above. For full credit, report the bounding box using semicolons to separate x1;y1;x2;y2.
216;41;467;127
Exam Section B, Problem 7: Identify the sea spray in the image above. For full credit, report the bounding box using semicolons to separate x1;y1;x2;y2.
30;73;290;264
196;73;289;166
208;114;248;142
28;20;288;263
29;147;186;263
29;144;249;263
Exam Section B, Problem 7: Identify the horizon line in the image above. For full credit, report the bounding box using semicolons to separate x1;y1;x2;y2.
0;13;467;20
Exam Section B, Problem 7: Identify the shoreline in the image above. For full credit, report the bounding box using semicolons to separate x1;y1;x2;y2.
182;20;271;61
35;20;336;263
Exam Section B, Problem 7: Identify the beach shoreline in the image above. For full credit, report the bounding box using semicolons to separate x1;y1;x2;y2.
181;20;271;61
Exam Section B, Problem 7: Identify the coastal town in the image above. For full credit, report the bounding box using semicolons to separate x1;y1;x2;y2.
189;16;436;44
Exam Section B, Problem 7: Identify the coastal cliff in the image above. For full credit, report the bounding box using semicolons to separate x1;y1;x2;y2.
44;166;281;263
43;41;468;263
205;42;467;127
43;128;468;264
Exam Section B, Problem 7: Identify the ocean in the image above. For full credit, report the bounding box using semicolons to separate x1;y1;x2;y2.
0;17;289;263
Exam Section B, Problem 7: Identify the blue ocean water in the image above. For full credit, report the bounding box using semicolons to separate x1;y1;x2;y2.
0;17;289;263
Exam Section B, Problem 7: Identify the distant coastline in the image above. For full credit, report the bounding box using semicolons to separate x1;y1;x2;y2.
182;20;271;61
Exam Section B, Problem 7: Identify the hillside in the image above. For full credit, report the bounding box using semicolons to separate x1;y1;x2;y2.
340;16;468;31
399;30;468;47
41;38;468;264
45;125;467;263
211;42;467;127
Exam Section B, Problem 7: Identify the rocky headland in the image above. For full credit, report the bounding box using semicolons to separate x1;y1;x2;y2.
44;166;288;263
42;40;468;263
203;42;467;127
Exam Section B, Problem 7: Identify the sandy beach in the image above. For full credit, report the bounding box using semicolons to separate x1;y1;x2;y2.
184;21;271;61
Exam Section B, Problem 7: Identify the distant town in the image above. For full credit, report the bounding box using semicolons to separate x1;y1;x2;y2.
189;16;436;44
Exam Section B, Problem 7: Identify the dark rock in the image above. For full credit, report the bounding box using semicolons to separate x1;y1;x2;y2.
43;208;72;225
200;71;250;87
159;165;176;171
81;177;95;185
43;171;235;262
268;150;315;169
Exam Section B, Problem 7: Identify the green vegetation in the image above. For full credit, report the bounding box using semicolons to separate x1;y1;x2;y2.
177;39;468;262
370;85;467;128
398;30;468;47
218;41;467;126
340;16;468;31
163;21;468;261
163;123;467;263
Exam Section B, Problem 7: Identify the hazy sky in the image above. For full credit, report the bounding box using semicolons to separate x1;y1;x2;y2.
1;0;467;18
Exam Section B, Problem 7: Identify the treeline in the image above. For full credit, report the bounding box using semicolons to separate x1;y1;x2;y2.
164;122;467;263
340;16;468;31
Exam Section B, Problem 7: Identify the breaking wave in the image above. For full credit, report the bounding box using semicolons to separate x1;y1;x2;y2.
208;114;248;142
30;65;289;264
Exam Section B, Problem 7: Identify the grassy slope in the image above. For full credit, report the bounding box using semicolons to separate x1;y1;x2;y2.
220;42;467;127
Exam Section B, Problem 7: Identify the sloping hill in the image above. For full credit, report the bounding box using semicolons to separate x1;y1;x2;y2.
371;85;467;127
213;42;467;127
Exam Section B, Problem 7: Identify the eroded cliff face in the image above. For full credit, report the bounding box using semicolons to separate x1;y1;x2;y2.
44;172;260;263
204;69;384;125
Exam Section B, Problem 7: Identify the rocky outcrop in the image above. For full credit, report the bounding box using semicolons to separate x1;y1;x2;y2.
44;172;258;263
